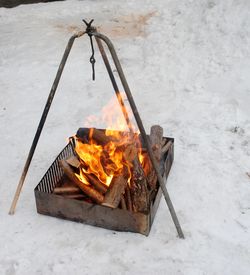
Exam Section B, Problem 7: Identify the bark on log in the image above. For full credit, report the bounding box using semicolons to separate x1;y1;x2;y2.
59;160;104;204
123;143;138;163
85;173;108;194
125;185;133;211
150;125;163;162
66;155;81;168
53;186;81;195
118;139;150;213
120;195;127;210
130;155;149;213
62;194;86;200
102;173;128;208
76;128;115;145
65;155;108;194
147;125;163;192
161;140;172;155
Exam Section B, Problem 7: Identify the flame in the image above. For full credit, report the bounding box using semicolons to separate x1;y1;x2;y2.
73;93;148;188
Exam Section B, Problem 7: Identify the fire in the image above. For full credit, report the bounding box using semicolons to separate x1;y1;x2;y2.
72;94;147;187
75;141;113;186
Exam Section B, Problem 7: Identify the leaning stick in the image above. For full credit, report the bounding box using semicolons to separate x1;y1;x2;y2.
8;31;86;215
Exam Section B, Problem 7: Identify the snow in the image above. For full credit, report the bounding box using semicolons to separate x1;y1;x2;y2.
1;0;250;274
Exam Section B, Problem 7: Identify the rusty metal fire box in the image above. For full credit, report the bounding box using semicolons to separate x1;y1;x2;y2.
34;131;174;236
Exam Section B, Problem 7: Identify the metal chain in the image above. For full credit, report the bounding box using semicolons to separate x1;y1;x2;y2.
89;34;95;80
83;19;96;81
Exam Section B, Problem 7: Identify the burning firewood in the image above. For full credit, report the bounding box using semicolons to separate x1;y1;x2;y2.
86;173;108;194
130;155;149;213
113;139;149;212
59;159;104;204
76;128;116;145
66;155;81;168
72;126;156;212
102;171;128;208
65;155;108;194
122;143;138;162
117;139;150;213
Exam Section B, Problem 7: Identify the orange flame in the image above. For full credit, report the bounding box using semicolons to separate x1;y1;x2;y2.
73;94;148;188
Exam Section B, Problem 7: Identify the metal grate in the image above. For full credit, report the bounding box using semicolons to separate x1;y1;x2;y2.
37;142;74;193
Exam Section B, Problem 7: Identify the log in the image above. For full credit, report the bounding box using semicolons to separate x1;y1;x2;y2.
53;186;81;195
147;125;163;192
150;125;163;162
130;155;149;213
59;160;104;204
125;186;133;211
65;155;107;194
63;194;86;200
123;143;138;163
66;155;81;168
120;195;127;210
102;173;128;208
100;151;118;175
76;128;115;145
161;140;172;155
86;173;108;194
117;139;149;213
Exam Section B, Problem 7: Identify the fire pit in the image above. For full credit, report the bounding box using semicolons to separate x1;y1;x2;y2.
35;128;174;235
9;19;184;238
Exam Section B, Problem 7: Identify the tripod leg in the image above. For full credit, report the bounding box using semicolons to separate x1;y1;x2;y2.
8;31;85;215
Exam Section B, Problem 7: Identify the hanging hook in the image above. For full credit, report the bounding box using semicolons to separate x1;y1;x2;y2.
82;19;96;80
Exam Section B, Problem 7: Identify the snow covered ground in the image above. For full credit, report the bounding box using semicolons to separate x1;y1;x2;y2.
1;0;250;274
